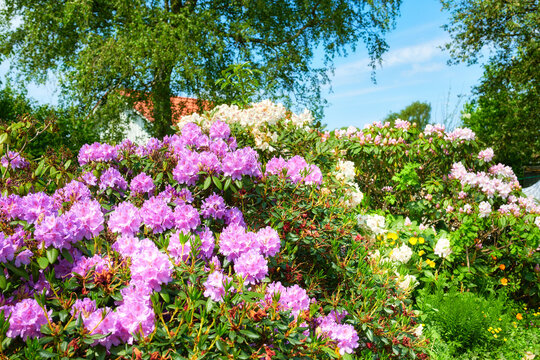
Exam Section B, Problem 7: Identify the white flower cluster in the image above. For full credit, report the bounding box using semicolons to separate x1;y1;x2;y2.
345;183;364;208
478;201;492;218
390;244;413;264
177;100;313;151
397;273;417;291
434;237;452;258
335;160;356;182
359;214;386;235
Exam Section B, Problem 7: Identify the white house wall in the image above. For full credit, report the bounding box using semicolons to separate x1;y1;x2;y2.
120;110;152;145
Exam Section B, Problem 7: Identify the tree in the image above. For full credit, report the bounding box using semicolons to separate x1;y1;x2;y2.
0;81;100;158
442;0;540;174
383;101;431;129
0;1;402;138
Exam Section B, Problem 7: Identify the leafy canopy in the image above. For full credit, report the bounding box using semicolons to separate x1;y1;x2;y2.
442;0;540;174
0;0;402;138
384;100;431;130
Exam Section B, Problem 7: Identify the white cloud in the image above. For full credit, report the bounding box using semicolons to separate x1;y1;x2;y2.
332;37;449;83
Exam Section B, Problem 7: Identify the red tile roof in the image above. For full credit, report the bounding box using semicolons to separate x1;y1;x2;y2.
132;95;212;124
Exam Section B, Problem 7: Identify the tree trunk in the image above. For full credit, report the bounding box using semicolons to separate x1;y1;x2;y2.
151;66;174;138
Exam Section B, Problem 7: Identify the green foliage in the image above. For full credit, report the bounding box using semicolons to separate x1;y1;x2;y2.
384;101;431;130
0;82;100;159
462;50;540;175
0;0;403;138
418;287;507;353
442;0;540;174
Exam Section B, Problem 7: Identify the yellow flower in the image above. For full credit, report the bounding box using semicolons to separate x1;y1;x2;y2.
493;334;498;338
418;237;425;244
409;237;418;245
499;264;506;270
418;250;425;256
426;259;436;268
503;338;507;342
387;232;398;241
500;278;508;286
516;313;523;320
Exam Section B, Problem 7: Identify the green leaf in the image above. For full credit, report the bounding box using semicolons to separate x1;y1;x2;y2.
240;329;259;339
62;248;74;263
37;257;49;269
212;176;223;190
46;248;59;264
203;176;212;190
38;350;57;359
64;160;72;170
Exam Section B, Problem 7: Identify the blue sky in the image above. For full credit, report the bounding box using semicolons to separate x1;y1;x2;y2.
1;0;484;131
321;0;485;130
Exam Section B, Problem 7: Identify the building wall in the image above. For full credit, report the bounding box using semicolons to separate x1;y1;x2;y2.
120;110;152;145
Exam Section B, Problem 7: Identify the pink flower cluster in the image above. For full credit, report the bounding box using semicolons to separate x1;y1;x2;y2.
316;311;359;355
3;298;52;340
264;282;313;317
478;148;494;162
1;151;29;169
265;155;322;185
450;162;518;199
78;143;119;165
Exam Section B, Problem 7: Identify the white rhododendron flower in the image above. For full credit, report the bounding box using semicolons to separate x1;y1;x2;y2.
335;160;356;182
360;214;386;235
434;237;452;258
343;182;363;208
478;201;491;218
413;324;423;338
398;274;417;291
390;244;413;264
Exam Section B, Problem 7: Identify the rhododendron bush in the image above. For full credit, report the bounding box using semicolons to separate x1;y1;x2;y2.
0;118;428;359
0;100;538;359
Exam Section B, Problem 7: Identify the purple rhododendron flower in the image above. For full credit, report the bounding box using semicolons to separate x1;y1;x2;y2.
79;171;97;186
78;143;119;165
130;172;155;194
316;312;359;355
0;194;22;220
209;138;229;158
196;226;215;259
180;123;203;146
174;204;200;232
140;197;175;233
203;270;232;302
219;224;257;261
0;232;16;263
265;282;312;317
69;200;104;240
265;156;288;177
20;192;54;224
71;298;97;318
198;151;221;174
34;215;67;249
224;207;246;227
209;120;231;139
108;201;141;235
5;298;51;340
256;226;281;257
53;180;92;209
72;254;111;278
222;147;261;180
201;194;227;219
100;167;128;191
1;151;29;169
173;150;200;185
126;239;172;291
14;249;33;267
233;250;268;285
